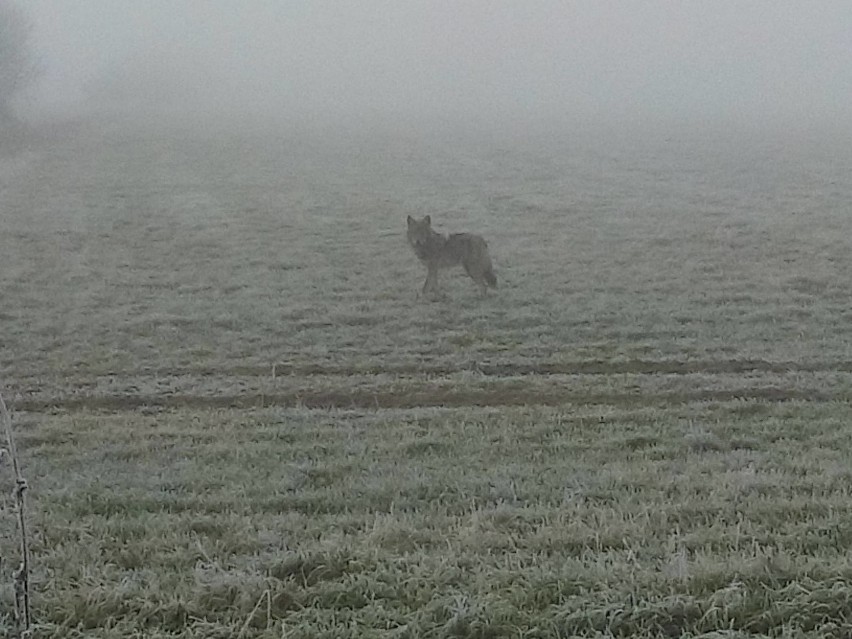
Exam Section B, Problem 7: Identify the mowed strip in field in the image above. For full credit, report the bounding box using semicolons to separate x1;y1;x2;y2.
7;359;852;412
2;124;852;637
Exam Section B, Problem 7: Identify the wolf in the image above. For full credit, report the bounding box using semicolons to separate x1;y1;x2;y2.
406;215;497;297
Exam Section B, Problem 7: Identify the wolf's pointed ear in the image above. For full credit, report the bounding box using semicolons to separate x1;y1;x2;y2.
424;215;431;226
407;215;415;226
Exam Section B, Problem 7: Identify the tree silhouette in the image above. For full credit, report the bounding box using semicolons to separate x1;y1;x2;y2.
0;1;37;127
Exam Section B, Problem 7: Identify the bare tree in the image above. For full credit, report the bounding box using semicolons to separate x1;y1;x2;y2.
0;1;37;127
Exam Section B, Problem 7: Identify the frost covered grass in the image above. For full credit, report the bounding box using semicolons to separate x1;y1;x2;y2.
2;120;852;636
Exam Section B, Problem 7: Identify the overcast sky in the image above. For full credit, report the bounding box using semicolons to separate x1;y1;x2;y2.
23;1;852;127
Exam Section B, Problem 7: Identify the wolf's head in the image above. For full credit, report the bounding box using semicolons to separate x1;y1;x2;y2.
406;215;433;253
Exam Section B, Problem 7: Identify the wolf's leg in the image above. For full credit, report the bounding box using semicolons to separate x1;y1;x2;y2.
462;259;487;297
423;265;439;297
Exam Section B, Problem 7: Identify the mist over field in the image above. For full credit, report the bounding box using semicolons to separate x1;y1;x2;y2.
6;2;852;637
21;0;852;133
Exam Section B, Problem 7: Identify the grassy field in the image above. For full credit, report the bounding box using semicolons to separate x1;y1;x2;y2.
2;119;852;637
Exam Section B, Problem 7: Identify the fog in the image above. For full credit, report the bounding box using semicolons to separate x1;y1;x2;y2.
23;1;852;131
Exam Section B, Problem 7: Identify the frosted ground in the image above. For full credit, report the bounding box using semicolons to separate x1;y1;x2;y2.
2;118;852;637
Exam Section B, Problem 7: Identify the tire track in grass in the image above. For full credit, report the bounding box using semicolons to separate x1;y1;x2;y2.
9;386;842;413
9;358;852;382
